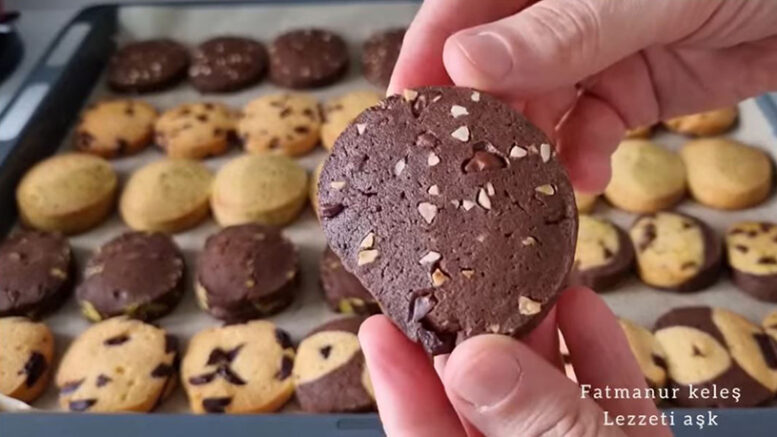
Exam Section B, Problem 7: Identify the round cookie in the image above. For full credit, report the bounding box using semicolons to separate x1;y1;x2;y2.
56;317;179;412
362;28;405;88
196;224;298;322
630;212;722;292
74;99;157;159
16;153;117;235
663;106;738;136
155;102;237;159
0;231;73;318
189;36;268;93
605;139;686;213
318;87;578;355
269;29;349;89
618;318;667;390
311;160;324;218
321;90;382;151
0;317;54;402
320;246;380;315
568;215;634;291
624;125;652;139
77;232;184;322
107;39;189;93
211;154;308;227
120;159;213;233
654;306;777;407
574;191;598;213
726;222;777;302
238;93;322;156
181;320;295;414
680;138;772;210
293;317;374;413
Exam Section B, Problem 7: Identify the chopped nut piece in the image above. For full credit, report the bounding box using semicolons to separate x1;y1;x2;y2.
522;236;537;246
419;251;441;265
427;152;440;166
418;202;438;224
528;144;539;154
431;269;449;286
50;268;67;279
330;181;346;190
540;143;552;163
519;296;542;315
462;200;476;211
461;269;475;278
486;182;495;196
471;91;481;102
432;95;442;102
394;158;406;176
509;146;528;158
360;232;375;249
477;188;492;210
535;184;556;195
428;185;440;196
358;249;379;266
451;105;469;118
450;199;461;208
245;279;256;288
403;89;419;101
451;126;470;142
487;324;500;333
356;123;367;135
476;234;486;243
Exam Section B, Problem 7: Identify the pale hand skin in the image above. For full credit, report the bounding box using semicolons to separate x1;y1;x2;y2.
359;1;777;436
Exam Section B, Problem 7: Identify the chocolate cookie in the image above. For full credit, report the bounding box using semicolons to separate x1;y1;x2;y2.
269;29;349;89
189;36;268;93
0;231;73;318
293;317;374;413
654;306;777;407
320;246;380;315
0;317;54;402
362;28;405;87
107;39;189;93
568;215;634;291
76;232;185;322
726;222;777;302
196;224;298;322
319;87;578;355
630;212;722;292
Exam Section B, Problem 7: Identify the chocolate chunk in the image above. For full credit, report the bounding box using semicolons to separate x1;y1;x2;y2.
69;399;97;412
639;223;657;251
188;373;216;385
276;355;293;380
60;379;84;394
206;345;243;365
651;353;667;370
150;363;175;378
96;374;112;387
319;345;332;359
734;244;749;253
216;366;246;385
104;334;130;346
164;334;179;354
753;333;777;370
275;329;293;349
463;150;505;173
21;352;47;388
758;256;777;265
202;397;232;414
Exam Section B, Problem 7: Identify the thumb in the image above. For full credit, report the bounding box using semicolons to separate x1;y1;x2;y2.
442;335;626;437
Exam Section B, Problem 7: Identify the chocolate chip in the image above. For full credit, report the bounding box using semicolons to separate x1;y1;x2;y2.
69;399;97;412
760;223;774;232
180;108;192;116
638;223;657;252
279;107;292;118
651;354;667;370
124;106;135;116
681;221;693;229
202;397;232;413
21;352;47;388
747;230;759;237
76;132;95;149
463;150;506;173
275;329;293;349
60;379;84;394
207;345;243;365
116;138;128;154
753;333;777;370
164;334;179;354
294;125;310;134
204;103;214;110
681;261;697;270
602;246;614;259
216;366;246;385
188;372;216;385
410;294;437;323
729;228;746;235
319;345;332;359
692;345;704;357
302;108;316;120
196;114;208;122
415;132;440;148
104;334;129;346
320;203;345;219
213;127;223;136
151;363;174;378
275;355;293;380
734;244;749;253
758;256;777;265
96;374;112;387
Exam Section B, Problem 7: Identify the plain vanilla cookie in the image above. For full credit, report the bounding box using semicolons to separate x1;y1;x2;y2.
0;317;54;402
663;106;738;136
321;90;382;150
155;102;237;159
618;318;667;390
726;222;777;302
74;99;157;159
238;93;322;156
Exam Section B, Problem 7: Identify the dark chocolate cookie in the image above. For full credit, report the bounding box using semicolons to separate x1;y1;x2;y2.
320;246;380;315
361;28;405;88
189;36;268;93
269;29;349;89
567;215;634;291
107;39;189;93
196;224;298;322
318;86;578;355
726;222;777;302
293;317;374;413
76;232;185;322
0;231;73;318
654;306;777;407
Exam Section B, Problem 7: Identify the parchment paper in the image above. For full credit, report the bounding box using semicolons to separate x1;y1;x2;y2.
11;2;777;413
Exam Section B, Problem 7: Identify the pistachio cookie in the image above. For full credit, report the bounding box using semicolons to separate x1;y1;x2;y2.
293;317;374;413
74;99;157;158
319;87;578;355
0;231;73;318
182;321;295;413
320;247;380;315
654;306;777;407
726;222;777;302
155;102;237;159
120;159;213;233
681;138;772;210
321;90;382;150
17;153;117;234
630;212;722;292
76;232;185;322
0;317;54;402
238;93;322;156
619;318;667;390
196;224;298;322
605;139;686;213
663;106;738;136
211;154;308;227
56;317;179;412
568;215;634;291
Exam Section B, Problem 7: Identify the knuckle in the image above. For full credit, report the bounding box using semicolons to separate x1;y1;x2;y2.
526;0;602;60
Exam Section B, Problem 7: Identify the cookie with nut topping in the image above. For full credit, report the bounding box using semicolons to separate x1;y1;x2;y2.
189;36;268;93
362;28;405;88
320;246;380;315
155;102;237;159
618;318;667;391
319;86;577;355
238;93;322;156
726;222;777;302
654;306;777;407
182;320;295;414
56;317;179;412
568;215;634;291
196;224;298;322
74;99;157;159
0;317;54;402
630;212;722;292
107;39;189;93
269;29;349;89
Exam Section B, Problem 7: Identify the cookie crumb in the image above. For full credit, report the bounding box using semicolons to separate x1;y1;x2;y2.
394;159;406;176
462;200;476;211
461;269;475;278
522;236;537;246
486;182;495;196
356;123;367;135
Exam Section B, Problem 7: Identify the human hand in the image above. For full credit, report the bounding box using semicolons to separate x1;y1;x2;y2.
359;287;673;437
389;0;777;192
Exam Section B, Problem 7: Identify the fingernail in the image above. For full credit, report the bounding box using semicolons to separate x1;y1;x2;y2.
454;31;513;80
448;348;521;408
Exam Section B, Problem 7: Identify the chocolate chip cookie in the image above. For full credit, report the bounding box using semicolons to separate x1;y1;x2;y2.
155;102;237;159
320;246;380;315
269;29;349;89
726;222;777;302
107;39;189;93
0;317;54;402
362;28;405;88
189;36;268;93
568;215;634;291
238;93;322;156
74;99;157;159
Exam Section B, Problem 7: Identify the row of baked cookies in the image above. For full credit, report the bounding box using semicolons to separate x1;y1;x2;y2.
0;315;375;414
108;28;403;93
571;213;777;301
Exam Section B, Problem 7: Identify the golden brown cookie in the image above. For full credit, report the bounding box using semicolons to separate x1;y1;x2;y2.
155;102;237;159
74;100;157;159
726;222;777;302
238;93;322;156
0;317;54;403
619;318;667;390
321;90;382;150
663;106;738;136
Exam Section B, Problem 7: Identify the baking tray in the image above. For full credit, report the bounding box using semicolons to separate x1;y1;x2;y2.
1;1;777;436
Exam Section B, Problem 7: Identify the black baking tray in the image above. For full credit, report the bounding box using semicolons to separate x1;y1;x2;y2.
2;2;777;436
